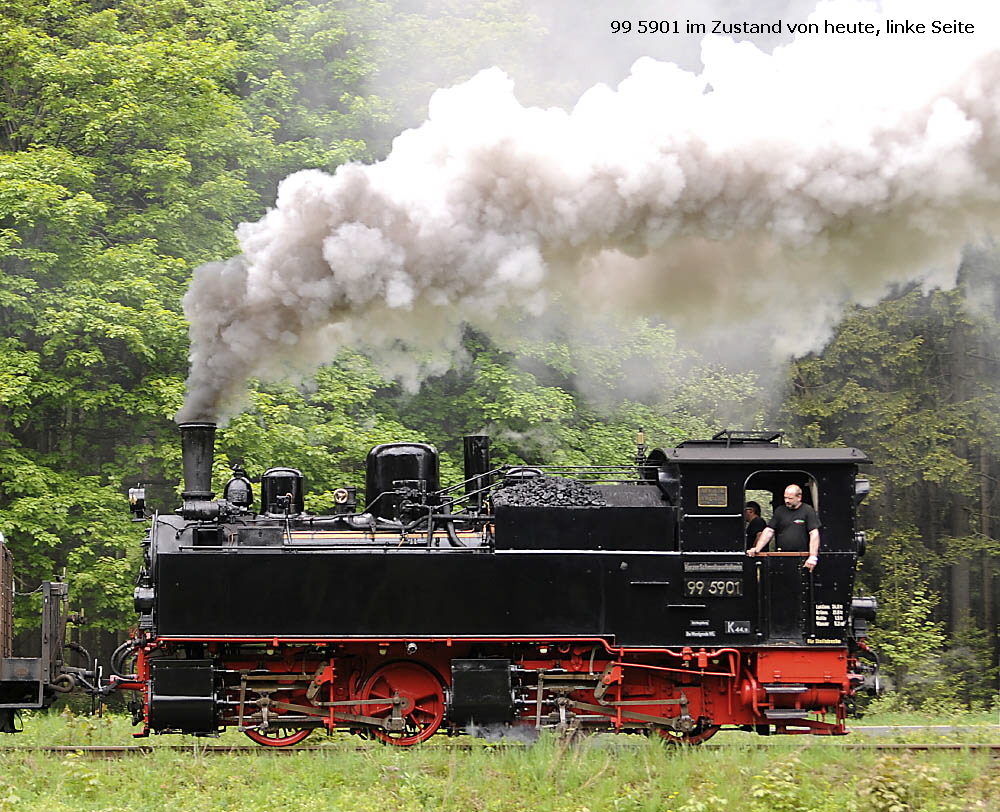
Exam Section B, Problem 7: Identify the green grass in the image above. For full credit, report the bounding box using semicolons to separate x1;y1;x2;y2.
3;712;1000;810
854;707;1000;728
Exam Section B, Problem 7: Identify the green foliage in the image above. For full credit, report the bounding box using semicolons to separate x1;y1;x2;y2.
0;0;555;644
6;719;1000;811
851;755;956;812
213;354;431;513
863;534;996;711
386;319;763;469
0;776;20;812
783;268;1000;702
934;620;998;711
785;286;982;497
867;532;947;689
233;0;388;181
1;2;272;619
355;0;548;152
0;440;141;630
675;787;728;812
748;755;809;812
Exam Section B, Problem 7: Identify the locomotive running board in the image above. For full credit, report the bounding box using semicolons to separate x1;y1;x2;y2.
764;708;810;720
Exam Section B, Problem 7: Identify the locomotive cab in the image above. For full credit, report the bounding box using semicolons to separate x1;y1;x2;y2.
662;433;870;646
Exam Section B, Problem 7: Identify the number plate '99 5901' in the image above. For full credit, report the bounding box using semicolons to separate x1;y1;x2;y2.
684;578;743;597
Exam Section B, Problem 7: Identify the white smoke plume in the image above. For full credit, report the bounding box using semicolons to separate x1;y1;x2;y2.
178;0;1000;422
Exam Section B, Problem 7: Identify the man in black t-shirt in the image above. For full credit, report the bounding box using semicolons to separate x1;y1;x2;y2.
746;485;821;571
745;501;766;549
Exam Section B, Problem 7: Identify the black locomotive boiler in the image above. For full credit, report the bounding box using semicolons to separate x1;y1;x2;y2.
113;424;878;745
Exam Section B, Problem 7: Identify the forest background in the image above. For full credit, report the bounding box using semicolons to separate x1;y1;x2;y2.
1;0;998;711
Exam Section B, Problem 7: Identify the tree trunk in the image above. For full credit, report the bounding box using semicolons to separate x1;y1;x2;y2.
949;316;972;631
950;510;972;630
982;448;994;642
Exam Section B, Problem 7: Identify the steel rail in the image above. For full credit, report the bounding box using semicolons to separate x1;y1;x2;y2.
2;741;1000;757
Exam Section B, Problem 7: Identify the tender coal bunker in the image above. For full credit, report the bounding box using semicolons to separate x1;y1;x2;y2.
492;475;607;508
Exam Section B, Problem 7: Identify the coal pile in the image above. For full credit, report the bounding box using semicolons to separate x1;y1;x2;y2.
492;475;607;508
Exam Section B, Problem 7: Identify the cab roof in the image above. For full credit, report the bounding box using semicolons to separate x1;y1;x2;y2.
663;442;870;465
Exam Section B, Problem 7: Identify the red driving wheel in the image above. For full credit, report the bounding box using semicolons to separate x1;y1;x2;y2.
244;726;313;747
658;723;720;745
361;661;445;746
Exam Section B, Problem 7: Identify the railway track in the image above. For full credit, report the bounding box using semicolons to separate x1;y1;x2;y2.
3;741;1000;758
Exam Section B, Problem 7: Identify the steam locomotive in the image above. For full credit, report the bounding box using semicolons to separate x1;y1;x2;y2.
98;424;878;745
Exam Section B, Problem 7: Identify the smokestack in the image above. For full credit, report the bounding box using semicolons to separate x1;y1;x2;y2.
179;422;217;500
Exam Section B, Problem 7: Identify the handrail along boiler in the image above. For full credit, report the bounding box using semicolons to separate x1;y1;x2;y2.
110;425;878;745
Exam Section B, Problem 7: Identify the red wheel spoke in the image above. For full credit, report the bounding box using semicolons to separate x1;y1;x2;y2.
360;662;445;746
245;727;312;747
